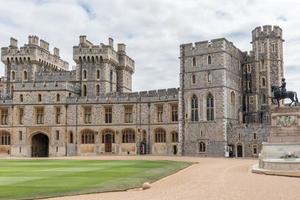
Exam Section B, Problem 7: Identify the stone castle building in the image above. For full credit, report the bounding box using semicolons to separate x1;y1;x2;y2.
0;25;284;157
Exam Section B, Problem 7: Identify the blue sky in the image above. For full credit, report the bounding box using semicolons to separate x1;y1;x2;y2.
0;0;300;94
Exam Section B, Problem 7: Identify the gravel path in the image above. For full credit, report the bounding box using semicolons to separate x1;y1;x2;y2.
42;156;300;200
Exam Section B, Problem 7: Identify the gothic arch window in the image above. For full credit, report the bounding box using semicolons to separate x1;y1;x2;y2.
83;70;87;80
192;57;196;67
38;94;42;102
207;71;212;83
191;74;196;84
261;77;266;87
208;55;212;65
81;129;95;144
199;141;206;153
83;85;87;97
207;93;214;121
155;128;166;143
11;71;16;81
191;95;199;121
231;91;236;105
23;71;28;80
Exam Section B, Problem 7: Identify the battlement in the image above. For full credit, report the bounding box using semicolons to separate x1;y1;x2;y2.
1;36;69;70
252;25;283;41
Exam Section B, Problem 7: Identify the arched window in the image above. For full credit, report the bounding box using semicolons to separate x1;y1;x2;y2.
122;129;135;143
192;57;196;67
191;74;196;84
56;94;60;102
155;128;166;143
208;55;212;65
199;141;206;153
11;71;15;81
191;95;198;121
69;132;73;144
207;71;212;83
83;85;87;97
0;132;10;145
38;94;42;102
262;77;266;87
83;70;87;80
207;93;214;121
23;71;28;80
171;132;178;143
96;84;100;96
81;130;95;144
262;94;267;104
231;91;236;105
96;70;100;79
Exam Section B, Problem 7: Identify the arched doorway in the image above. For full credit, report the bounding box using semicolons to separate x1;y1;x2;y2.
236;144;243;158
104;133;114;153
31;133;49;157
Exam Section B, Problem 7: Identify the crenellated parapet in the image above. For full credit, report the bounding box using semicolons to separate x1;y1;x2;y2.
252;25;283;41
1;36;69;71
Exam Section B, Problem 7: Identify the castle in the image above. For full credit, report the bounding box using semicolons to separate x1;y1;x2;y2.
0;25;283;157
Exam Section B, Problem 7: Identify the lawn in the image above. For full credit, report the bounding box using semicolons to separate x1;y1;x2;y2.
0;159;191;200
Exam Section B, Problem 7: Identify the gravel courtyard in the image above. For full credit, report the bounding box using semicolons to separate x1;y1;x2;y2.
40;156;300;200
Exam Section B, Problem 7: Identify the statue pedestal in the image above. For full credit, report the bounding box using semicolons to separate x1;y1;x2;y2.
252;107;300;177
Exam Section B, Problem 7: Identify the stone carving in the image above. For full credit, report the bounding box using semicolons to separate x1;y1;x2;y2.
276;115;297;127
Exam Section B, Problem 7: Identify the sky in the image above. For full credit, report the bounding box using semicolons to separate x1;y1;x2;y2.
0;0;300;93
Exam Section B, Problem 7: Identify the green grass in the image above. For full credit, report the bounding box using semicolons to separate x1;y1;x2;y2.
0;159;191;200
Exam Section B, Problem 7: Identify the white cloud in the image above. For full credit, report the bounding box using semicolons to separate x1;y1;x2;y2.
0;0;300;94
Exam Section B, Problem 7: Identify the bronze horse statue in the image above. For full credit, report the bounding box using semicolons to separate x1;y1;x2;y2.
271;85;298;107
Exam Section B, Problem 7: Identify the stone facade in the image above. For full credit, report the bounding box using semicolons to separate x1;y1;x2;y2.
0;25;285;157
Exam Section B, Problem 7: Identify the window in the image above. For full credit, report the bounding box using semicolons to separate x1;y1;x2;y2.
253;145;258;155
207;72;212;83
84;107;92;124
171;105;178;122
81;130;95;144
207;93;214;121
19;108;24;124
96;70;100;79
272;43;276;52
124;106;133;123
36;107;44;124
96;84;100;96
231;91;236;105
199;141;206;153
253;133;257;140
110;70;113;92
23;71;28;80
11;71;15;81
55;107;61;124
191;74;196;84
246;64;251;73
262;94;267;104
56;130;60;140
56;94;60;102
19;131;22;141
171;132;178;143
208;55;212;65
105;106;112;123
157;105;163;122
122;129;135;143
38;94;42;102
155;129;166;143
261;60;265;70
20;94;23;102
191;95;198;121
192;57;196;67
0;132;10;145
249;96;254;104
69;132;73;143
261;77;266;87
82;85;87;97
83;70;87;79
0;109;8;125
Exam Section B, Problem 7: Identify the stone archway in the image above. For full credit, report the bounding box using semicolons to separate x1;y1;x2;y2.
31;133;49;157
236;143;243;158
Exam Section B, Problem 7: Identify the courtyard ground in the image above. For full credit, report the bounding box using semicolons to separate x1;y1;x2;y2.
41;156;300;200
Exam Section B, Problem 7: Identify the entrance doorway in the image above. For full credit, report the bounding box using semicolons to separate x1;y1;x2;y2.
31;133;49;157
173;145;178;155
104;133;113;152
237;144;243;157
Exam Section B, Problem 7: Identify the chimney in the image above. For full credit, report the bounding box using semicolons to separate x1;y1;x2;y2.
80;35;86;44
108;37;114;48
54;47;60;57
40;39;49;51
117;43;126;52
10;37;18;48
28;35;39;45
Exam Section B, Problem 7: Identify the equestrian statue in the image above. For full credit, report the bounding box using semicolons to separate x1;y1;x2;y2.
271;78;298;107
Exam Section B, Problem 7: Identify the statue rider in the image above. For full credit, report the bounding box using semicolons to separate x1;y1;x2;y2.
280;78;287;97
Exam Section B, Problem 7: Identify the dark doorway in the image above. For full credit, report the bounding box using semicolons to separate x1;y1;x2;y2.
173;145;178;155
31;133;49;157
237;144;243;158
104;133;112;153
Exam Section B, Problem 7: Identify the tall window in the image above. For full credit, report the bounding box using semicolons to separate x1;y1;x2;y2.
262;77;266;87
38;94;42;102
105;106;112;123
122;129;135;143
84;107;92;124
36;107;44;124
207;94;214;121
253;133;257;140
56;130;60;140
231;91;236;105
0;132;10;145
124;106;133;123
11;71;15;81
191;95;198;121
0;109;8;125
23;71;28;80
208;55;212;65
83;70;87;79
207;72;212;83
81;130;94;144
56;94;60;102
83;85;87;97
171;132;178;143
69;132;74;143
171;105;178;122
157;105;163;122
20;94;23;102
155;129;166;143
96;70;100;79
191;74;196;84
262;94;267;104
110;70;113;92
272;43;276;52
19;108;24;125
199;141;206;153
55;107;61;124
96;84;100;96
192;57;196;67
261;60;265;70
